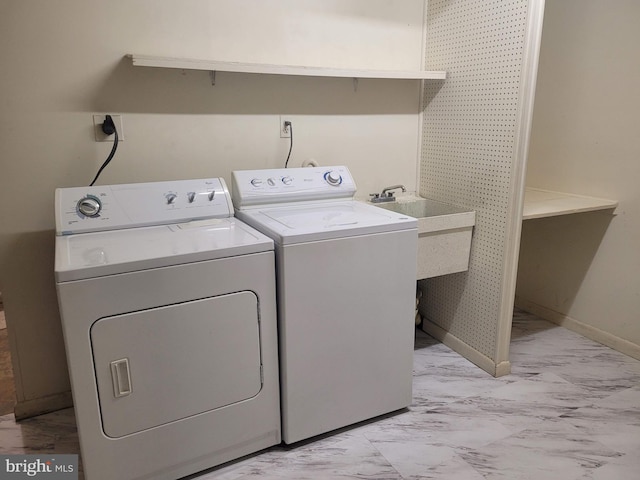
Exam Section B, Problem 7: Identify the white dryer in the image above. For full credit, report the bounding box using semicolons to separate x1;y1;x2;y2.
232;166;418;444
55;178;280;480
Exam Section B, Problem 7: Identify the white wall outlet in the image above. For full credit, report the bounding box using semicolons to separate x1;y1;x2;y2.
93;114;124;142
280;116;292;138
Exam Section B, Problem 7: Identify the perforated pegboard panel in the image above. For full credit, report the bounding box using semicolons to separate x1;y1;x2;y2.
420;0;530;360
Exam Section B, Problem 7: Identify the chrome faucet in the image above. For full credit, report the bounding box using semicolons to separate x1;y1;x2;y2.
382;185;406;196
370;184;406;203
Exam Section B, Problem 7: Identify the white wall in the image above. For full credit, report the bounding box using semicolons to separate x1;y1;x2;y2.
517;0;640;353
0;0;426;415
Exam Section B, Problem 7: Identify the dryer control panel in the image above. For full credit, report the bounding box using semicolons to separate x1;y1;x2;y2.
56;178;234;235
232;166;356;209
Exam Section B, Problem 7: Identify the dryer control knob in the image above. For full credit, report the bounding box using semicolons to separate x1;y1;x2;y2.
165;193;177;204
325;170;342;186
77;195;102;217
187;192;196;203
282;176;293;185
251;178;263;187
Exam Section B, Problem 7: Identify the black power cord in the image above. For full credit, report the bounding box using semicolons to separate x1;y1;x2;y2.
89;115;119;186
284;121;293;168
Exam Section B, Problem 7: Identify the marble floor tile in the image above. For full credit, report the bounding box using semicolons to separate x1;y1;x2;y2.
1;309;639;480
560;386;640;428
585;456;640;480
199;434;404;480
459;422;622;480
368;440;459;479
410;369;512;408
481;371;601;408
411;454;486;480
357;407;517;451
0;408;80;454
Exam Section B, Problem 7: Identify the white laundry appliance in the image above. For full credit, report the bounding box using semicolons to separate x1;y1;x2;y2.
54;178;280;480
232;166;418;444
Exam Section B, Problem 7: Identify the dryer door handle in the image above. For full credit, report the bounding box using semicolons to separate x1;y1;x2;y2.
110;358;132;398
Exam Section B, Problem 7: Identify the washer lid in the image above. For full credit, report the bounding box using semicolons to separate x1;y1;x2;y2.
237;201;417;245
55;218;273;282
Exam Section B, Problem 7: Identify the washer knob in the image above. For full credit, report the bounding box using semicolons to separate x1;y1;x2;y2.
325;170;342;186
251;178;263;187
77;195;102;217
267;177;276;186
282;176;293;185
187;192;196;203
165;193;177;204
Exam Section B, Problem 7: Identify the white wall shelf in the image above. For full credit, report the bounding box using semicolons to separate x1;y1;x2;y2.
522;187;618;220
129;54;447;80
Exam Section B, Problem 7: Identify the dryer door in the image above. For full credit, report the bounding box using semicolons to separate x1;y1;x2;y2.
91;291;262;438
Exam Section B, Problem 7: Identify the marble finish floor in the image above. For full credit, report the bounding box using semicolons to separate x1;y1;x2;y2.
1;309;639;479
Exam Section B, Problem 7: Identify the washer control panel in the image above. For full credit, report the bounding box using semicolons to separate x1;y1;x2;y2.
232;166;356;209
56;178;233;235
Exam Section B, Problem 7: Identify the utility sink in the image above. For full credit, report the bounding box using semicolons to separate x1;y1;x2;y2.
373;196;475;280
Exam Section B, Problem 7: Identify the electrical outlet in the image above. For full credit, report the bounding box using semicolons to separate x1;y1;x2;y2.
280;116;292;138
93;114;124;142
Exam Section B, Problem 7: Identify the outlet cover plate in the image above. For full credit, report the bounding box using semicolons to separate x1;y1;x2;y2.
280;116;292;138
93;114;124;142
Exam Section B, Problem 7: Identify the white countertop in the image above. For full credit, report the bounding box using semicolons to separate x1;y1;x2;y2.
522;188;618;220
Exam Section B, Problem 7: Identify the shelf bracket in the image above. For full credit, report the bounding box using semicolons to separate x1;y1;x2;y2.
352;77;359;92
209;70;216;86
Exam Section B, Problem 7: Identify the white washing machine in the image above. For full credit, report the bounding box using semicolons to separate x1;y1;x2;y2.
232;166;418;444
54;178;280;480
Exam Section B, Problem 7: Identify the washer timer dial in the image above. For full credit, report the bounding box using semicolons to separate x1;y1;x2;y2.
77;195;102;217
324;170;343;186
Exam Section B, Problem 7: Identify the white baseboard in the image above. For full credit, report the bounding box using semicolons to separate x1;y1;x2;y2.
13;391;73;421
515;297;640;361
421;319;511;377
